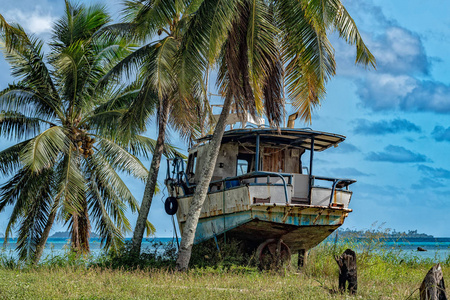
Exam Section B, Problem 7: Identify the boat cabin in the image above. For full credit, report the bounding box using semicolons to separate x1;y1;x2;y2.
175;128;355;208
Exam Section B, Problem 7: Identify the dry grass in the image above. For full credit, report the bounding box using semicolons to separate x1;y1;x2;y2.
0;252;447;299
0;237;448;299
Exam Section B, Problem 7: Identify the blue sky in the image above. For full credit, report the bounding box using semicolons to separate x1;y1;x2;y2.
1;0;450;237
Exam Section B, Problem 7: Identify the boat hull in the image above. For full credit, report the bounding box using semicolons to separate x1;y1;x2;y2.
176;186;351;252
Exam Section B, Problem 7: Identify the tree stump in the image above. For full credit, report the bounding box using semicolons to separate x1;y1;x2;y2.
334;249;357;294
420;263;447;300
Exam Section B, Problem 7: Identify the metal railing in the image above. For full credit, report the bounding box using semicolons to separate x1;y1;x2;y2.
311;176;356;206
211;171;293;203
166;156;355;207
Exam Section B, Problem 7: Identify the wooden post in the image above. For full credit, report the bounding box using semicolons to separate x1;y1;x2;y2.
420;263;447;300
334;249;357;294
298;249;307;269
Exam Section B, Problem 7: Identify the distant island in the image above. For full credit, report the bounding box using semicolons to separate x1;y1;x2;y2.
337;228;434;239
50;231;100;238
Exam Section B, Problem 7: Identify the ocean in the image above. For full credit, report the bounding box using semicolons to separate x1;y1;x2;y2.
328;237;450;261
0;237;179;260
0;237;449;262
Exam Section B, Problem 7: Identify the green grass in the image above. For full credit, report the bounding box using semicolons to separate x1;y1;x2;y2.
0;239;447;299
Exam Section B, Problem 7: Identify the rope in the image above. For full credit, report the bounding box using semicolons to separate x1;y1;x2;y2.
161;183;180;250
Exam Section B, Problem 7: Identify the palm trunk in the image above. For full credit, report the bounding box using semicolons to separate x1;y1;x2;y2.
33;202;58;265
71;204;91;255
176;95;232;271
131;100;170;255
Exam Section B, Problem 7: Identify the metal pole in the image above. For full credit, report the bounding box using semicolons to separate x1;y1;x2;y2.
255;134;260;171
308;136;315;204
309;137;314;176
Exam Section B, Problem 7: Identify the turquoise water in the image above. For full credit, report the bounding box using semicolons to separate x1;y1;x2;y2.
1;237;449;262
379;238;450;260
330;237;450;261
0;237;179;260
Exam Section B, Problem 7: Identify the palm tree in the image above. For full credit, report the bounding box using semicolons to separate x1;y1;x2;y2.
0;1;176;263
175;0;376;270
98;0;208;255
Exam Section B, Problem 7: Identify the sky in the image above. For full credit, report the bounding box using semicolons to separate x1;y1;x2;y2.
0;0;450;238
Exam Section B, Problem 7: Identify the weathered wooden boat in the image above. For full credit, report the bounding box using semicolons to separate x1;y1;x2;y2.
165;124;355;268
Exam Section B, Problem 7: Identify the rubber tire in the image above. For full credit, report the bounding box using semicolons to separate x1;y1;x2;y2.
164;197;178;215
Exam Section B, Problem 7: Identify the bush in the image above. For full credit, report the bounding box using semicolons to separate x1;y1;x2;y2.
92;239;178;270
189;237;257;270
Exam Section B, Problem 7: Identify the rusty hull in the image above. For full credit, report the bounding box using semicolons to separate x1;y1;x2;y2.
177;200;350;252
227;204;348;251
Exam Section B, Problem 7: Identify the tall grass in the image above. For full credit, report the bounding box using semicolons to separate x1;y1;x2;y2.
0;234;448;299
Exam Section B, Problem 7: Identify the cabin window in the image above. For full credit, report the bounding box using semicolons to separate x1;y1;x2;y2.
237;159;249;176
236;153;254;176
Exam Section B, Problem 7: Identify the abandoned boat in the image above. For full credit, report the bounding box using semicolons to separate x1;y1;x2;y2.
164;124;355;267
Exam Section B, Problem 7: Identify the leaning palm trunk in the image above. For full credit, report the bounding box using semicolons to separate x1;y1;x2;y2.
176;95;233;271
131;101;170;255
33;205;57;265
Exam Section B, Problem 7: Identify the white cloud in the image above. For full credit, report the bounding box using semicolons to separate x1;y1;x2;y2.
5;8;56;35
356;73;417;110
332;1;450;114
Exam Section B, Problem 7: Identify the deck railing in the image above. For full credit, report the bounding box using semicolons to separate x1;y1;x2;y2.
166;157;354;207
211;171;293;203
311;176;356;206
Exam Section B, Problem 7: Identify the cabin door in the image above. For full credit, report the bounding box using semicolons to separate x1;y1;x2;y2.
262;148;285;172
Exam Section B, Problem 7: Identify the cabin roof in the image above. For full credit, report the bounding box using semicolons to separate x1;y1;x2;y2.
196;128;346;152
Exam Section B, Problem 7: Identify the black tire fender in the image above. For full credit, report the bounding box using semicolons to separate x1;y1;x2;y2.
165;197;178;215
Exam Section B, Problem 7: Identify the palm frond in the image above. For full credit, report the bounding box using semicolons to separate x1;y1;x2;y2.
262;57;283;126
0;140;29;177
0;24;62;119
277;0;335;123
88;180;125;252
52;1;110;49
217;2;254;117
330;0;376;68
20;126;70;173
0;85;61;120
54;151;85;216
126;135;186;159
95;136;148;180
85;80;144;137
97;42;156;89
143;36;178;99
178;0;242;95
0;167;31;213
0;167;54;261
0;111;50;141
86;153;138;211
0;13;29;53
300;0;376;68
101;78;158;142
131;0;177;37
246;0;280;113
14;169;55;260
85;156;138;250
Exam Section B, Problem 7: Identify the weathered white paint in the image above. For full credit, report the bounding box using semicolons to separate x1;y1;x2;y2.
311;187;352;207
176;183;352;228
292;174;309;199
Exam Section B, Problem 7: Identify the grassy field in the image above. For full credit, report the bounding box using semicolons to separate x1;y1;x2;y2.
0;241;448;299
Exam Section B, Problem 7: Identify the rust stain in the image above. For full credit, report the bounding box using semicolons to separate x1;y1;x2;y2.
281;206;293;223
312;209;325;225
